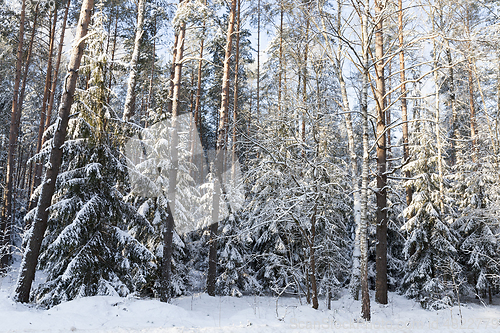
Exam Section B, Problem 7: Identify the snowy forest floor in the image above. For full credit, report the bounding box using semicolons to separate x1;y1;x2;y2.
2;266;500;332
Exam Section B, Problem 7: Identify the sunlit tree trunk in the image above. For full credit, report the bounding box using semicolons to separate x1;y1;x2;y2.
360;0;371;321
399;0;412;204
207;0;237;297
123;0;145;121
14;0;94;302
161;0;186;302
29;7;58;212
374;0;387;305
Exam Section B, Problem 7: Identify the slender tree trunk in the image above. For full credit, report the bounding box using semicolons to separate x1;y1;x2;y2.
301;13;309;154
386;61;391;171
374;0;387;305
207;0;237;297
309;203;319;309
194;15;205;184
14;0;94;303
445;45;458;166
278;1;283;117
360;0;371;321
147;16;156;118
123;0;145;121
108;7;118;104
465;6;476;156
45;0;71;133
256;0;260;119
398;0;412;204
232;0;240;182
161;0;186;303
29;8;58;211
1;0;28;269
167;34;179;116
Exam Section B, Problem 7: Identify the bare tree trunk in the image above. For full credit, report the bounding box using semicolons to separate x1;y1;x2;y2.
278;1;283;117
14;0;94;303
360;0;371;321
107;7;118;104
386;60;391;171
147;16;156;119
194;15;205;184
398;0;412;205
161;0;186;303
256;0;260;120
29;8;57;211
309;204;319;309
123;0;145;121
207;0;237;297
1;1;29;269
232;0;240;182
374;0;387;305
465;6;476;157
45;0;71;132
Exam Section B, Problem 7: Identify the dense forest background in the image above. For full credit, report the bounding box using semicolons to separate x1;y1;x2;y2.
1;0;500;319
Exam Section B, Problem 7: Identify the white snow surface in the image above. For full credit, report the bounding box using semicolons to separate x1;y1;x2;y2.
1;270;500;332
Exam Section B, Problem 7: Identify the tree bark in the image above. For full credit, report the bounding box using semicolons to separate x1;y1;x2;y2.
13;0;94;303
360;0;371;321
1;0;28;269
107;7;118;104
45;0;71;133
374;0;387;305
29;7;58;212
123;0;145;121
207;0;237;297
161;0;186;303
398;0;412;204
232;0;240;182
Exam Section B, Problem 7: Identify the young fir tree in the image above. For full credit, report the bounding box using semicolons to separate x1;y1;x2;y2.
400;122;462;309
450;152;499;302
29;5;155;307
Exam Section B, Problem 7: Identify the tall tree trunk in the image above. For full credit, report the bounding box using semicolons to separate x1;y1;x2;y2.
232;0;240;182
147;16;156;118
374;0;387;305
278;1;283;117
207;0;237;297
108;7;118;104
465;6;476;156
309;204;318;309
13;0;94;303
194;14;205;184
45;0;71;132
123;0;145;121
301;9;309;154
256;0;260;120
1;0;29;269
360;0;371;321
29;8;58;211
161;0;186;303
398;0;412;204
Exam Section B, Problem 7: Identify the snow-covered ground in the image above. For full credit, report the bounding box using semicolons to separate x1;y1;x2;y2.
2;269;500;332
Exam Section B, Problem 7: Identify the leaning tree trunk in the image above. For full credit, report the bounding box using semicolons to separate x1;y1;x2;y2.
45;0;71;133
29;8;58;212
14;0;94;303
374;0;387;306
123;0;145;121
360;0;371;321
160;0;186;303
207;0;237;297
